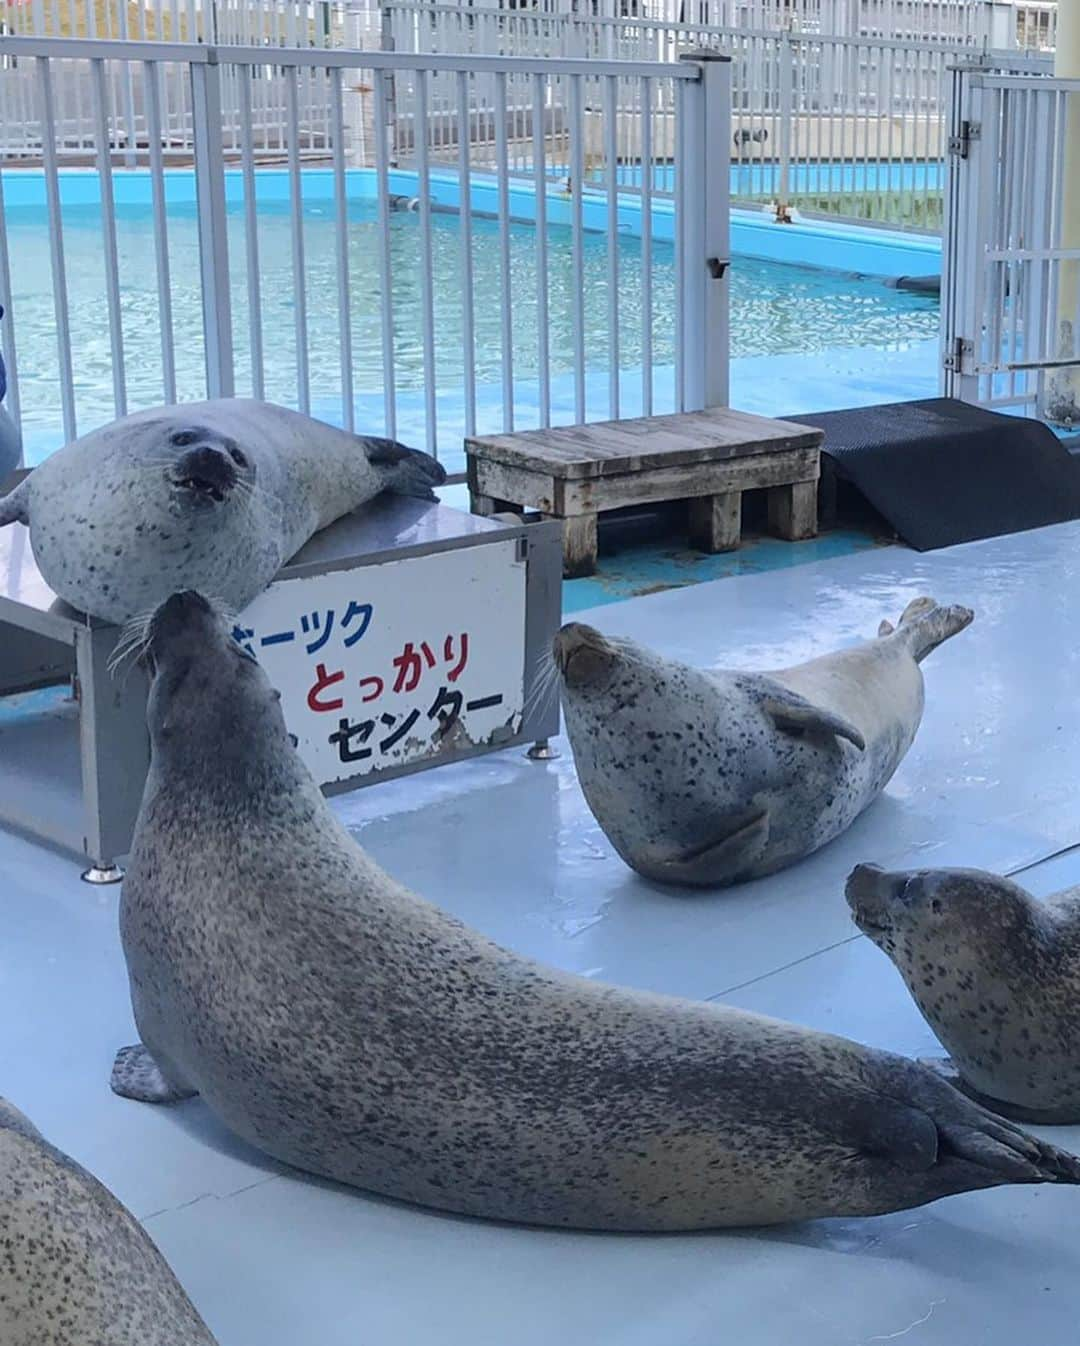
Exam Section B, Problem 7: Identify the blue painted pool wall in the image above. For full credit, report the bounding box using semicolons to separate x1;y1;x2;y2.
2;166;942;278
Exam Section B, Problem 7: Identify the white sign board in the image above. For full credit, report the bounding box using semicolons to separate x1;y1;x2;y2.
238;539;528;788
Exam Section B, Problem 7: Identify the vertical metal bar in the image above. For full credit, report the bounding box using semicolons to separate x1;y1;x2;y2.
569;72;586;423
37;57;77;443
91;58;127;419
603;72;619;419
494;70;514;432
640;74;653;418
674;77;686;412
460;69;478;438
0;171;22;442
532;72;550;429
330;68;355;432
415;69;438;456
238;67;264;402
286;66;310;415
373;68;396;440
144;61;176;405
191;58;235;400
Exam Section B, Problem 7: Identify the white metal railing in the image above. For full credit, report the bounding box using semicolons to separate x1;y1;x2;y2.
941;61;1079;422
0;37;731;468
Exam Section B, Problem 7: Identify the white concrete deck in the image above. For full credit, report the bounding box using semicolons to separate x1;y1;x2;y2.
5;520;1080;1345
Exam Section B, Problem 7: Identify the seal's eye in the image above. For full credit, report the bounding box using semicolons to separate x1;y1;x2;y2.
931;899;943;915
228;446;248;468
171;429;199;447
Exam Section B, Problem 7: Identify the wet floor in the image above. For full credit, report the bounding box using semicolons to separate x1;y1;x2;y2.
4;519;1080;1343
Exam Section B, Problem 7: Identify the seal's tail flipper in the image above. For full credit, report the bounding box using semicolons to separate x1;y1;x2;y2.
857;1063;1080;1206
0;475;28;527
364;437;447;502
882;596;974;663
634;805;770;888
110;1043;198;1106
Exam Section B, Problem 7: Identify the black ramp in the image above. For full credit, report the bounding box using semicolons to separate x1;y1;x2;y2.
781;397;1080;552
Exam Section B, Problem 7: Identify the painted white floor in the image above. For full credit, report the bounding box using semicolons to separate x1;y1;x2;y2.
6;520;1080;1344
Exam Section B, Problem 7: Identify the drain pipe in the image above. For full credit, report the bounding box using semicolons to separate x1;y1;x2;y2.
1046;0;1080;425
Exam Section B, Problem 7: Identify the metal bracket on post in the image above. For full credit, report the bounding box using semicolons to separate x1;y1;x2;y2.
678;49;732;411
948;120;981;159
191;53;235;400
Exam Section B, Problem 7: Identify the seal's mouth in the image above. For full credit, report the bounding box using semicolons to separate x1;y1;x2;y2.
170;472;228;504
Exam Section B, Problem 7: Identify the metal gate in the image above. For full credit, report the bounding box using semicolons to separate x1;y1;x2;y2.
941;55;1080;423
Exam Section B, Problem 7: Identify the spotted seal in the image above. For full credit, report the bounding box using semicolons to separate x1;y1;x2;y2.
107;591;1080;1230
0;398;445;625
553;596;974;888
0;1093;218;1344
847;863;1080;1125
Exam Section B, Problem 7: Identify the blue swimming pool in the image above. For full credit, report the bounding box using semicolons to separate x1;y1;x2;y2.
2;173;940;462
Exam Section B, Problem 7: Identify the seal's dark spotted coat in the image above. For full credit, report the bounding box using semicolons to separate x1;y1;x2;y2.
848;864;1080;1124
111;592;1080;1231
555;597;973;888
0;1095;217;1344
0;399;444;626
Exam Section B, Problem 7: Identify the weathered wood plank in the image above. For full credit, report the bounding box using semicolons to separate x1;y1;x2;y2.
768;480;819;541
465;408;824;480
556;447;820;515
551;512;599;578
472;459;559;514
688;492;742;553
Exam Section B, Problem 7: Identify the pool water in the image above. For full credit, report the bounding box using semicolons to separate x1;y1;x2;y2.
3;196;939;459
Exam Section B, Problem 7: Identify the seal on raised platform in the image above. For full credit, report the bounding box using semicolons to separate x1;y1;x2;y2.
0;398;445;626
0;1092;218;1344
108;591;1080;1231
847;863;1080;1125
553;596;973;888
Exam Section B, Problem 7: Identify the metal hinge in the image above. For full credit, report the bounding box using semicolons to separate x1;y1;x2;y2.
515;536;528;563
948;121;980;159
707;257;730;280
943;337;973;373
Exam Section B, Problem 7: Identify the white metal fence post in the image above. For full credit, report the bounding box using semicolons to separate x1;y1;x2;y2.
191;51;236;399
678;48;732;410
940;60;984;406
777;27;793;220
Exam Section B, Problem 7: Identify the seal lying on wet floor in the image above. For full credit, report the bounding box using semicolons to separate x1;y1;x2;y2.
108;591;1080;1231
0;1094;217;1344
847;864;1080;1125
553;597;973;888
0;398;445;626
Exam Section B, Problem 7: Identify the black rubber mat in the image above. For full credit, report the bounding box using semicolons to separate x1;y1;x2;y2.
782;398;1080;551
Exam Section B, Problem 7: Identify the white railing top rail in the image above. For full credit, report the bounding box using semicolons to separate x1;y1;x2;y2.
0;33;714;77
380;7;986;53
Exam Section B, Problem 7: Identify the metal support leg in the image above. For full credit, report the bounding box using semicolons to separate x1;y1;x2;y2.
76;623;150;881
527;738;560;761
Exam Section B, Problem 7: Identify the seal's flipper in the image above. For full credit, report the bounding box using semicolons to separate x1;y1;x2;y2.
0;476;28;526
111;1044;198;1105
363;437;447;502
884;596;974;663
636;806;770;887
758;684;866;752
917;1055;1080;1127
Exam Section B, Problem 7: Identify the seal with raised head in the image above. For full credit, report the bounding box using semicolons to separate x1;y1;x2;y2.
0;1093;218;1344
553;596;973;888
0;398;445;626
107;591;1080;1230
847;863;1080;1125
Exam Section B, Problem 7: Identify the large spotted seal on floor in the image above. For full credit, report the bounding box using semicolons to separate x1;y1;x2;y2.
0;1094;217;1344
107;592;1080;1231
847;864;1080;1125
0;398;445;626
553;596;973;888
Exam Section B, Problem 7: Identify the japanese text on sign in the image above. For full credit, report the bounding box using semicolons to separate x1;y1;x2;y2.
238;541;528;787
